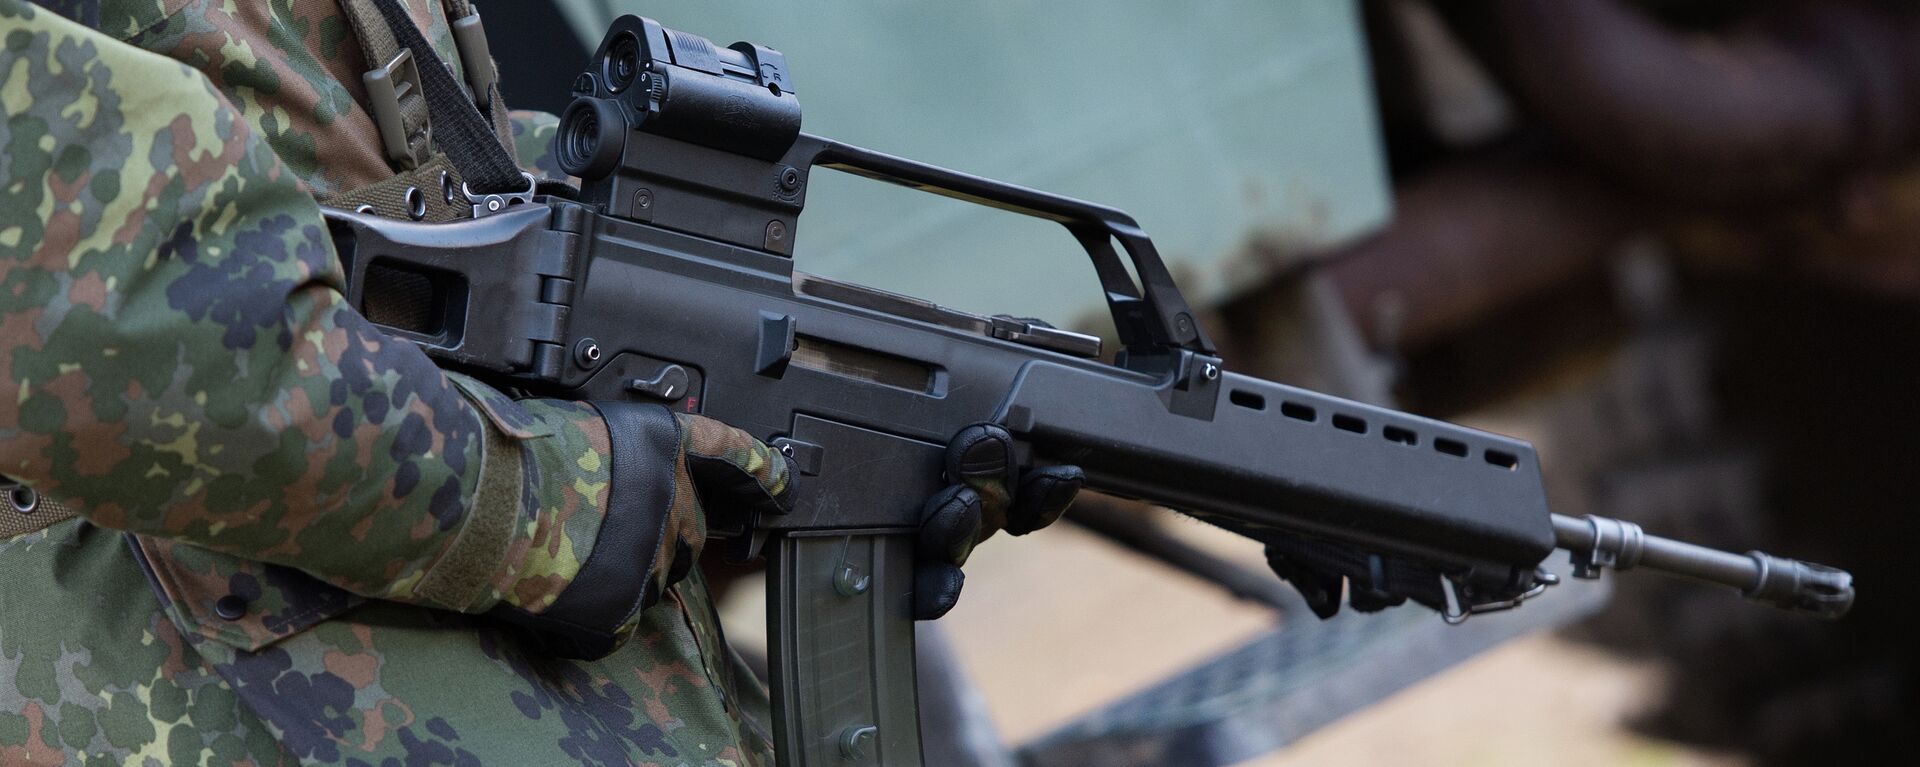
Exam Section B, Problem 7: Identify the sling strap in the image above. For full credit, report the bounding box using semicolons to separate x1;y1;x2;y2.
337;0;435;170
325;154;473;223
333;0;525;206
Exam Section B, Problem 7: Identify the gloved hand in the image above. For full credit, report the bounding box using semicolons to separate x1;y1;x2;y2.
1263;536;1445;619
914;423;1084;619
647;407;798;592
494;400;793;659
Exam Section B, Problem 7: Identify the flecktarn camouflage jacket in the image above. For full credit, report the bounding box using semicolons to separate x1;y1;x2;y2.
0;1;771;764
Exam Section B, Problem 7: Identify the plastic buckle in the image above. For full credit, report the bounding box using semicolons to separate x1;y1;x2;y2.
465;172;537;218
451;10;498;109
363;48;433;170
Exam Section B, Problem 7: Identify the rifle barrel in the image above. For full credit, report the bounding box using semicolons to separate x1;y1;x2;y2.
1551;513;1854;618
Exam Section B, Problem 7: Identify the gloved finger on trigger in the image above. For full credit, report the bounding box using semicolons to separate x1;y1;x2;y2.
918;485;983;566
1006;464;1084;536
677;413;796;516
914;561;965;620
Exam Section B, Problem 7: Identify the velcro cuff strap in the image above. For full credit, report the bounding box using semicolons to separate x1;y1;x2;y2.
413;420;525;611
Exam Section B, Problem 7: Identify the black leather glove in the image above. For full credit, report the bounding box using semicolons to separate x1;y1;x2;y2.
493;401;794;659
1264;536;1449;619
914;423;1083;619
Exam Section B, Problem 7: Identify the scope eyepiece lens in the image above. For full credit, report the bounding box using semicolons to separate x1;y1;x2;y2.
556;97;626;180
605;33;641;94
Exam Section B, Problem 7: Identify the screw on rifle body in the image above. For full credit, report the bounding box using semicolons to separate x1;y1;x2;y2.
778;443;796;459
574;338;602;369
838;725;878;760
778;166;801;191
765;220;787;242
1202;362;1220;381
633;189;653;211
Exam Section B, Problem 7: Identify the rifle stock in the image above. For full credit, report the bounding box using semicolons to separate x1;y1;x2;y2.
327;13;1854;765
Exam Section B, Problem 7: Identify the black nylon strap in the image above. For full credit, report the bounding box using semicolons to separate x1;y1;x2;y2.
364;0;523;192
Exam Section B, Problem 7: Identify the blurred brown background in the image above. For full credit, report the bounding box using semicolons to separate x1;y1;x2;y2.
1224;1;1912;762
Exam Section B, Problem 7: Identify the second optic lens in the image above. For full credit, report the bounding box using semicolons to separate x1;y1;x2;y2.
607;35;639;92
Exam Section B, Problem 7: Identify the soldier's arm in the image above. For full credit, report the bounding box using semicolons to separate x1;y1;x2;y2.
0;1;785;656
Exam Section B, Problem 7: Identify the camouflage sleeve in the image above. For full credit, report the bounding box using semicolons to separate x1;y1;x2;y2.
0;1;608;617
509;109;570;183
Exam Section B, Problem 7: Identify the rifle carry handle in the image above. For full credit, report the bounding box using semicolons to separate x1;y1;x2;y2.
791;136;1217;360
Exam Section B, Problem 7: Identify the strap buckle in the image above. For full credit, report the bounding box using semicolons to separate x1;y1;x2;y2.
363;47;434;170
450;10;499;109
465;171;537;218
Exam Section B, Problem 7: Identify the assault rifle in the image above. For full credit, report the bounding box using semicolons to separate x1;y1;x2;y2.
327;15;1855;765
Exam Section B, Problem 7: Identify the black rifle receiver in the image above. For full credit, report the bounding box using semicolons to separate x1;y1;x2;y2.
328;14;1855;766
